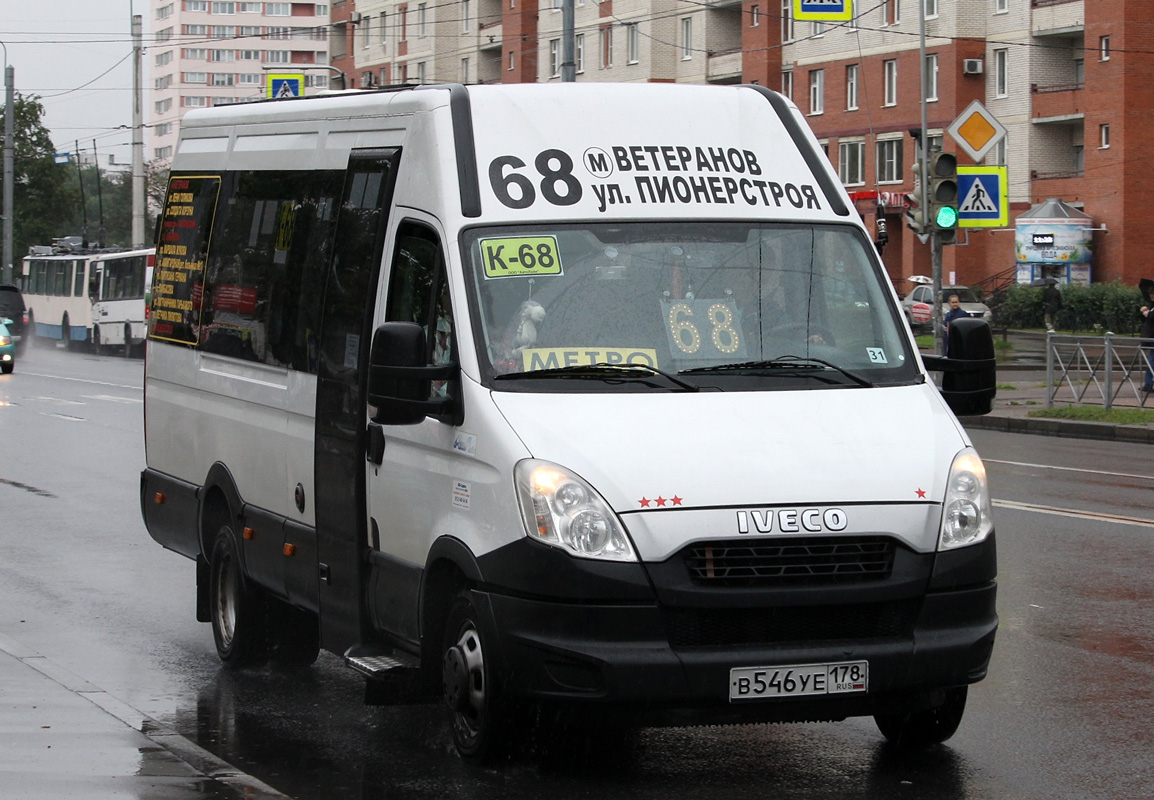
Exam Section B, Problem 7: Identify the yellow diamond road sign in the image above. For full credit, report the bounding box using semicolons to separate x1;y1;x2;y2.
946;100;1007;163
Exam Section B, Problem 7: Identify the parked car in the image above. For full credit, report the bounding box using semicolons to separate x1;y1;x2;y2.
0;284;26;354
0;317;15;373
901;284;992;333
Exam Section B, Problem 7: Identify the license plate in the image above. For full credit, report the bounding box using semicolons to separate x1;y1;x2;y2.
729;661;868;701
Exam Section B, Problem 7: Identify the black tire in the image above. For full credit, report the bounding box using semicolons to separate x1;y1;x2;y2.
266;597;320;667
1;361;12;374
874;686;968;748
441;591;510;762
208;524;269;667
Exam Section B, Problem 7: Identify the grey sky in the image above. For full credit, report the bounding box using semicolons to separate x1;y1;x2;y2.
1;0;149;165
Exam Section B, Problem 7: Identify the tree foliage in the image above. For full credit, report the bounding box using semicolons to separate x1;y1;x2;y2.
63;159;166;249
0;93;79;266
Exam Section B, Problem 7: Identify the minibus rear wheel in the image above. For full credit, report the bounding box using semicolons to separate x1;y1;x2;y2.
209;524;269;666
442;591;510;762
874;686;968;748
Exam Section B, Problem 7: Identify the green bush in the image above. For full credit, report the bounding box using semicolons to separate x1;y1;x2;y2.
992;280;1144;334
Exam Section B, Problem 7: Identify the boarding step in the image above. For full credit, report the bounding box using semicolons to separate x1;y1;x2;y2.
344;644;431;705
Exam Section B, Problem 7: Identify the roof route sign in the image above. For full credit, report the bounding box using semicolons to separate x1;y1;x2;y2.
266;73;305;100
946;100;1007;163
957;166;1008;228
793;0;853;21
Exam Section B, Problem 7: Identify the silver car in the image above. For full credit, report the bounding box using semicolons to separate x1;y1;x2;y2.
901;284;992;333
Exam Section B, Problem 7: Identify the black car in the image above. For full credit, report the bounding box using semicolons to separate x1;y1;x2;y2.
0;284;27;353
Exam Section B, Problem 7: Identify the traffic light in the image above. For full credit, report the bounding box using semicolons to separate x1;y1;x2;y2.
928;151;959;244
905;157;927;235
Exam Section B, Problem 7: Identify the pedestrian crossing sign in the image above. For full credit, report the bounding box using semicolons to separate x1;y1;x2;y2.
957;166;1008;228
793;0;853;21
266;73;305;100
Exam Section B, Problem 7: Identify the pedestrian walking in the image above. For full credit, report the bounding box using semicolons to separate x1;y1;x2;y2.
1139;279;1154;392
943;293;967;354
1042;281;1062;333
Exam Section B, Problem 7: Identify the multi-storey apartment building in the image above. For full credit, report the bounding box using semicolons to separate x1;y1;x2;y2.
169;0;1143;290
150;1;332;165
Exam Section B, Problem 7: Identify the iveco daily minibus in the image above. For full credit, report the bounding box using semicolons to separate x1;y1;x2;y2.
141;83;998;761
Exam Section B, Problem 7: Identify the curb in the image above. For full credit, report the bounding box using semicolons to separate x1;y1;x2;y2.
961;414;1154;444
0;632;292;800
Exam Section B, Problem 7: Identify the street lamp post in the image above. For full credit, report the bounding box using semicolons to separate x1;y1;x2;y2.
2;42;13;285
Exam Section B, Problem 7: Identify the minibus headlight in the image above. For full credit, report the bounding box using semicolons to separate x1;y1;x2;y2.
938;447;994;550
515;459;637;562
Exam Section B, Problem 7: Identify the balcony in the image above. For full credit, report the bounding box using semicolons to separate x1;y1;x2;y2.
478;21;502;51
1031;82;1085;120
1032;0;1083;36
707;48;742;84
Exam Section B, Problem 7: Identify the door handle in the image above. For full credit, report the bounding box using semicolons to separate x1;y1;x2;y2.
367;422;386;465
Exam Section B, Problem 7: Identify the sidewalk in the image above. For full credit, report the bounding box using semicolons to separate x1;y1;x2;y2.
939;329;1154;445
0;633;290;800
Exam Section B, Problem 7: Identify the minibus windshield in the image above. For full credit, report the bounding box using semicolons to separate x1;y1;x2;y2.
462;222;919;390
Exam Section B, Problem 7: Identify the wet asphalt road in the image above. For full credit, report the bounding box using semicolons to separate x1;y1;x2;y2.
1;343;1152;799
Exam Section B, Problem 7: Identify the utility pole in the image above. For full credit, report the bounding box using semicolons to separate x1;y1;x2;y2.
3;64;13;284
131;14;146;248
916;0;945;355
561;0;576;82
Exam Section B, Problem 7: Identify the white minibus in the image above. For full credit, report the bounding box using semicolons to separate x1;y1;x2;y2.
141;83;998;761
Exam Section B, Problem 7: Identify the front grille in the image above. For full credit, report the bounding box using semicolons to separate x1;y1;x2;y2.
683;536;896;588
663;599;922;649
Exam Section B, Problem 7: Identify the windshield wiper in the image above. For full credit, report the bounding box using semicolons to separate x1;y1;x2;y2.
679;356;873;387
495;362;700;392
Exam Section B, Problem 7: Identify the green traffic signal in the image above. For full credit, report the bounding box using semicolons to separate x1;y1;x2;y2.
935;204;958;229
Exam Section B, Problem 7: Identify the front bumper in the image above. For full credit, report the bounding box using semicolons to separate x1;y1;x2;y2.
474;534;998;725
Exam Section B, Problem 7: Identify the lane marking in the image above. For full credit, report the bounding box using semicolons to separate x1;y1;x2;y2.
83;394;144;404
993;498;1154;529
985;459;1154;483
20;371;141;391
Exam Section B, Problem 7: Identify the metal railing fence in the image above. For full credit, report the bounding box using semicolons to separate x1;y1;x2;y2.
1046;332;1154;409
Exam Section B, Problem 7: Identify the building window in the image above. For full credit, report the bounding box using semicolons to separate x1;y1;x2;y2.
925;0;938;18
751;5;759;26
883;59;897;106
461;57;469;82
576;33;585;73
627;23;639;64
154;146;174;160
211;73;235;86
809;69;824;115
156;51;173;67
550;39;561;77
266;50;289;62
418;3;428;37
1100;36;1110;61
813;21;824;37
239;49;260;59
509;50;516;71
184;72;208;83
601;27;613;68
462;0;470;32
184;24;207;35
417;62;426;83
994;136;1007;166
882;0;899;26
1100;124;1110;149
185;0;208;10
782;69;793;100
838;140;864;186
1073;144;1084;172
183;96;208;107
781;0;794;43
925;53;938;101
266;2;290;15
239;73;261;84
681;18;692;60
157;4;174;20
157;26;174;41
994;0;1007;12
239;2;261;11
994;48;1008;97
155;122;174;137
210;49;236;61
846;64;858;110
877;138;903;183
211;25;236;38
211;2;235;14
155;98;173;114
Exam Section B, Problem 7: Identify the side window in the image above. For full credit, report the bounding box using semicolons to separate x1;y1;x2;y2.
385;222;454;399
197;169;344;370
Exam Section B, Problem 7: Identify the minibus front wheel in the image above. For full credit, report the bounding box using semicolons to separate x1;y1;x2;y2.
874;686;968;748
442;591;510;762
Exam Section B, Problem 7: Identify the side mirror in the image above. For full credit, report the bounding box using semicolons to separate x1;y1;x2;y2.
922;317;997;416
367;321;461;426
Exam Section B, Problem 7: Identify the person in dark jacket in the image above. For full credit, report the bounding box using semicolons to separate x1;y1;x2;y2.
943;293;967;354
1140;279;1154;392
1042;282;1062;332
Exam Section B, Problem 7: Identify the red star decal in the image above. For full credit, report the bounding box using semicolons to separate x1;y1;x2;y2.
916;488;926;499
655;496;667;507
671;495;683;506
638;497;651;508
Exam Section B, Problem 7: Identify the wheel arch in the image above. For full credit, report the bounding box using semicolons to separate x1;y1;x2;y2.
419;536;485;679
199;461;244;559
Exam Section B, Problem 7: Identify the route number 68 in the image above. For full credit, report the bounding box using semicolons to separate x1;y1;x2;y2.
489;150;583;209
